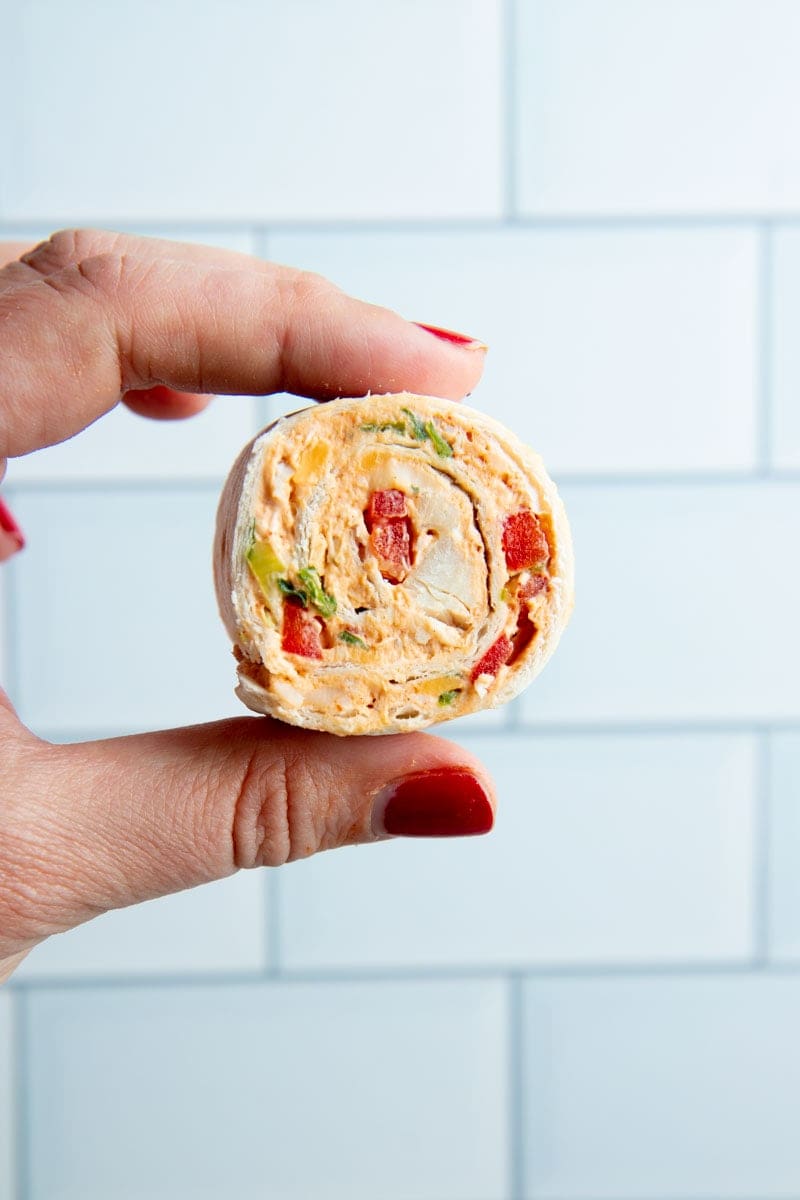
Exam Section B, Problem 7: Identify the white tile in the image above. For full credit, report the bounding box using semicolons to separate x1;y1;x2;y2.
280;733;755;969
9;486;246;732
0;992;13;1200
521;482;800;723
15;872;267;979
516;0;800;215
770;227;800;469
1;1;503;222
768;733;800;960
27;980;509;1200
522;976;800;1197
7;397;258;485
269;229;759;473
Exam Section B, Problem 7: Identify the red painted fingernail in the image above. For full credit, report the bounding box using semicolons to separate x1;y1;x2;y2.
374;769;494;838
0;496;24;562
414;322;487;350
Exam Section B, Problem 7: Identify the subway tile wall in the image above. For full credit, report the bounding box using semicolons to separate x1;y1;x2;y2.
2;2;800;1198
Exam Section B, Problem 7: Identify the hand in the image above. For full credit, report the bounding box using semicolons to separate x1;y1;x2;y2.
0;230;496;983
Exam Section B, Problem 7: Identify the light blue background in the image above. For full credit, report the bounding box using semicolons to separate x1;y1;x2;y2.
2;2;800;1197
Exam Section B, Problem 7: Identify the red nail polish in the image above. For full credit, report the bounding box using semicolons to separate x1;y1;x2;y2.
376;769;494;838
0;496;24;562
413;322;487;350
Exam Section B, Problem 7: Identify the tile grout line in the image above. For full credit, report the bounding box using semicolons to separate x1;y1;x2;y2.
267;870;282;979
11;959;800;993
10;471;800;495
506;696;523;732
515;719;800;736
555;470;800;486
0;215;796;233
756;222;774;474
502;0;518;221
507;973;525;1200
753;731;773;967
11;988;30;1200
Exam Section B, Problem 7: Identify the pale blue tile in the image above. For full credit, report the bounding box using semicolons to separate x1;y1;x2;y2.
770;227;800;469
8;487;245;732
7;398;258;485
281;733;755;970
768;733;800;960
516;0;800;214
27;980;509;1200
522;976;800;1197
15;872;267;979
0;1;502;222
269;229;759;474
0;992;13;1200
521;483;800;722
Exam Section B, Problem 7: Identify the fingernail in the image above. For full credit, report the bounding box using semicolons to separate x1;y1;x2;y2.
373;768;494;838
0;497;24;562
413;322;487;350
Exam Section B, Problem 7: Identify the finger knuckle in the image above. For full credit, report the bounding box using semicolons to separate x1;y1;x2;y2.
232;745;324;869
21;228;112;275
72;250;128;298
281;267;337;314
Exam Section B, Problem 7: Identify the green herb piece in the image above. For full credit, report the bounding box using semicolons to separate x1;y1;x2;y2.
400;408;453;457
360;420;407;434
247;538;285;597
277;578;308;607
339;630;367;649
298;567;337;617
401;408;429;440
438;690;460;706
424;420;454;458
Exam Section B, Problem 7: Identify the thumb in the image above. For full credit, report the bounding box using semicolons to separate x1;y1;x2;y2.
2;715;496;956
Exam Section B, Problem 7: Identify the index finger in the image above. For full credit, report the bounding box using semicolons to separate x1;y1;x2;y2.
0;230;487;460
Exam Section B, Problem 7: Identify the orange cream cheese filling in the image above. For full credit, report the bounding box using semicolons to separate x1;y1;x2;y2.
214;393;574;736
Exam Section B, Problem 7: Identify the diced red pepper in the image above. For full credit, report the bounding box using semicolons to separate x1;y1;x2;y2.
502;510;549;572
370;520;411;581
470;635;513;682
519;573;548;602
281;601;324;659
365;489;412;581
366;488;407;523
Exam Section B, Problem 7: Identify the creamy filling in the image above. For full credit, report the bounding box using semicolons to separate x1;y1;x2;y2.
237;401;554;719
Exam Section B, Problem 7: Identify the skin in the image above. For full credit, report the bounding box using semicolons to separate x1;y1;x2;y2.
0;230;495;983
